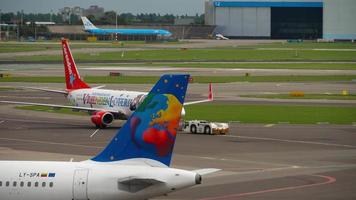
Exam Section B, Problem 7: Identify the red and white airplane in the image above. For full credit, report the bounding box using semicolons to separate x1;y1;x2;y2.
0;39;213;128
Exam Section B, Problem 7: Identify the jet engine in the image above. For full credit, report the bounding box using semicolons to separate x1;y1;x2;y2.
91;111;114;128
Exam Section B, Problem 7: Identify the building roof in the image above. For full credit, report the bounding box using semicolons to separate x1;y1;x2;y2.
213;1;323;8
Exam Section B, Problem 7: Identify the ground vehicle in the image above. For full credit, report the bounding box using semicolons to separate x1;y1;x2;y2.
183;120;229;135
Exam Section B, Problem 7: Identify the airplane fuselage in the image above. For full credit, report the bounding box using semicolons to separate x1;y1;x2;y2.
67;88;147;118
0;161;198;200
67;88;186;119
85;28;172;37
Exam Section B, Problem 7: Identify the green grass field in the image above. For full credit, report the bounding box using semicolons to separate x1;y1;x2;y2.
184;104;356;124
15;104;356;124
8;48;356;62
89;62;356;70
0;40;183;53
240;94;356;100
1;41;356;53
16;105;86;116
1;75;356;84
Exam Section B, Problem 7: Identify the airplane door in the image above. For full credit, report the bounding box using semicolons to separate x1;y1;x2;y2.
73;169;89;200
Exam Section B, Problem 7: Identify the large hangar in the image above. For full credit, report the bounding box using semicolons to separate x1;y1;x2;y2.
205;0;356;40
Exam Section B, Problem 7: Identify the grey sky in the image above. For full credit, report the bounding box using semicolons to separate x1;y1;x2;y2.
0;0;206;15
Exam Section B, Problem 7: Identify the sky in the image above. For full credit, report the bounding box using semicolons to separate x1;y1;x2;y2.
0;0;207;15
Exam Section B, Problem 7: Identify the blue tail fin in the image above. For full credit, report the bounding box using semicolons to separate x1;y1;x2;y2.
92;74;190;166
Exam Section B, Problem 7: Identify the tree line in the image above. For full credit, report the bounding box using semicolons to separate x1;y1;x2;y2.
0;11;205;25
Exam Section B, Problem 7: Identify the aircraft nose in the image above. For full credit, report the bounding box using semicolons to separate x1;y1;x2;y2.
164;31;172;37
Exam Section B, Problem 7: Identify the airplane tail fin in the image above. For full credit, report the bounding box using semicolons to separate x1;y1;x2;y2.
81;16;98;30
61;39;91;90
92;74;190;166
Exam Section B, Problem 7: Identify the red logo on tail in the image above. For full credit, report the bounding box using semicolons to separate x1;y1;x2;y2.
62;39;90;90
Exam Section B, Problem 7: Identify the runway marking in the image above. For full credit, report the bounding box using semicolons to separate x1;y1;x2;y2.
264;124;275;127
0;137;103;149
179;154;296;168
199;174;336;200
90;129;100;138
222;135;356;148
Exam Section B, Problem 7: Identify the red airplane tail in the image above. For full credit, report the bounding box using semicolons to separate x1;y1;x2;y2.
61;39;90;90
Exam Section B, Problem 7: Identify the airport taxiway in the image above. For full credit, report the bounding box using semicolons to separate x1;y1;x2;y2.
1;82;356;106
2;63;356;76
0;109;355;200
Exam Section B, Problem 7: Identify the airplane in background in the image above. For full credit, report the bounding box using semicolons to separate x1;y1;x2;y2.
215;34;229;40
0;39;213;128
81;16;172;38
0;74;220;200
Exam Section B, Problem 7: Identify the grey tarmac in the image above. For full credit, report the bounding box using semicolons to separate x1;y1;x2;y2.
0;112;355;200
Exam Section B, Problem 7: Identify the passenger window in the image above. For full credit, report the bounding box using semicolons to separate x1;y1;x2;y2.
20;181;24;187
42;182;46;187
35;182;38;187
13;181;17;187
6;181;9;187
49;182;53;188
27;182;31;187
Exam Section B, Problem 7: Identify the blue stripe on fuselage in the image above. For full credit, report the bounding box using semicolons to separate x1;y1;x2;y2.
85;28;171;36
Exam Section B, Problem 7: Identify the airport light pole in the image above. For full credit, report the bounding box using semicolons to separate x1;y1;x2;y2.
50;9;53;22
115;10;118;41
115;10;118;29
34;22;37;41
21;10;23;25
0;9;2;41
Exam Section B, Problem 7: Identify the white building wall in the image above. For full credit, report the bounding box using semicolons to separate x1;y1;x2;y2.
323;0;356;40
214;7;271;37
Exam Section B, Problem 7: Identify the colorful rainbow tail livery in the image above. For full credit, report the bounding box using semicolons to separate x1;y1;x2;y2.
61;39;91;90
92;74;190;166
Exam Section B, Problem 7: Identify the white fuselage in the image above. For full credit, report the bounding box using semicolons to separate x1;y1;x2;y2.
0;161;198;200
66;88;186;118
67;89;147;117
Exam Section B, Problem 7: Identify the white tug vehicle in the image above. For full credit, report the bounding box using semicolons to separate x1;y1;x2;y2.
183;120;229;135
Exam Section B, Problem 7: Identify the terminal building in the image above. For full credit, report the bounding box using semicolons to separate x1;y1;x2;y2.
205;0;356;40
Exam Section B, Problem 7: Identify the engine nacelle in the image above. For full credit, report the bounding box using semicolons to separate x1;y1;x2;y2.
181;107;186;117
91;111;114;128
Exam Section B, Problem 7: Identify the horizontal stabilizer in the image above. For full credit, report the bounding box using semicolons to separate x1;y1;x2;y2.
192;168;221;176
184;83;213;106
21;86;68;95
92;85;106;89
0;100;121;114
118;177;164;193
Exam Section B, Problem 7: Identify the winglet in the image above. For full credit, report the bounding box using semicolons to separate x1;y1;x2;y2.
61;38;91;90
208;83;213;101
92;74;190;166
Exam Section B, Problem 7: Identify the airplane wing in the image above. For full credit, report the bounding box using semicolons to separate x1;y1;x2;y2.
184;83;213;106
92;85;106;89
21;86;68;95
184;99;212;106
192;168;221;176
0;100;120;114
